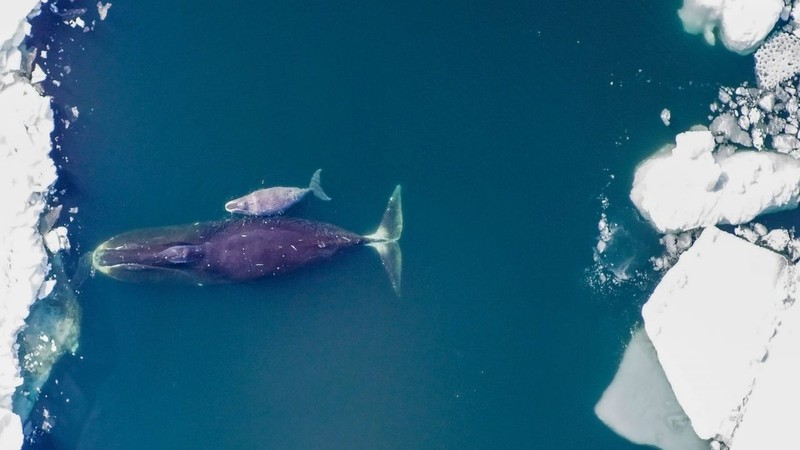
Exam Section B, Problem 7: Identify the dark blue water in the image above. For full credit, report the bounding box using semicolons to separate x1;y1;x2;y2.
26;0;753;448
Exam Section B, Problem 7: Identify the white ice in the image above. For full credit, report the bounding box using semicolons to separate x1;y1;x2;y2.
97;2;112;21
727;290;800;449
678;0;783;54
604;1;800;448
630;128;800;233
0;1;57;447
661;108;671;126
642;227;793;445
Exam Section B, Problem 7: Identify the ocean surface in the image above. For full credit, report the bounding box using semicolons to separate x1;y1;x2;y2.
26;0;754;448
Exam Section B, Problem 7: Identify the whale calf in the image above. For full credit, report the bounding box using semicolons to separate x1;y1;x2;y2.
93;186;403;295
225;168;331;216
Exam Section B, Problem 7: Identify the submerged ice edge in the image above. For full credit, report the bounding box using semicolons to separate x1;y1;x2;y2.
0;1;62;447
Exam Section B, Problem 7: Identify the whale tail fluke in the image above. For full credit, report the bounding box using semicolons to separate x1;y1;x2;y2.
365;185;403;296
309;169;332;201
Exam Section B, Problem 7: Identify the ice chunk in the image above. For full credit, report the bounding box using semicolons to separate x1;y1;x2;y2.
30;64;45;84
642;227;789;442
757;93;775;112
595;328;708;450
630;128;800;233
678;0;783;54
678;0;724;46
97;2;112;21
57;8;87;21
710;113;751;147
43;226;70;253
734;224;759;243
717;0;782;54
772;134;800;153
35;279;55;300
762;228;791;252
661;108;671;126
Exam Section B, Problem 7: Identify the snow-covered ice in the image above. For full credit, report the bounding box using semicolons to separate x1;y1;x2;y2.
600;0;800;448
726;293;800;449
43;226;70;253
0;0;58;446
755;32;800;90
630;128;800;233
640;225;800;447
642;226;790;444
678;0;783;54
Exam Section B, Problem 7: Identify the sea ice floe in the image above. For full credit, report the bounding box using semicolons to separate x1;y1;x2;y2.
0;410;21;450
0;0;62;446
603;0;800;448
630;128;800;233
678;0;783;54
642;226;791;445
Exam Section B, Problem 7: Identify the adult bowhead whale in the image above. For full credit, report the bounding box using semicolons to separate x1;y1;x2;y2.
92;186;403;295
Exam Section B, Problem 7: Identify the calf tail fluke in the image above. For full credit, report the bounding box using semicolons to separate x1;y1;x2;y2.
309;169;332;201
366;185;403;296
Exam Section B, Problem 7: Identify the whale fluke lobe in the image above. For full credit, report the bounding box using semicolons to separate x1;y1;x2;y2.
309;168;331;201
366;185;403;296
366;185;403;242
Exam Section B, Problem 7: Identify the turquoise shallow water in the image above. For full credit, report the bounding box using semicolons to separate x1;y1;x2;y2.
26;0;754;448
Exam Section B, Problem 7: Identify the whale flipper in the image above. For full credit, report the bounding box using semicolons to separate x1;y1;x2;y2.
309;169;331;201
